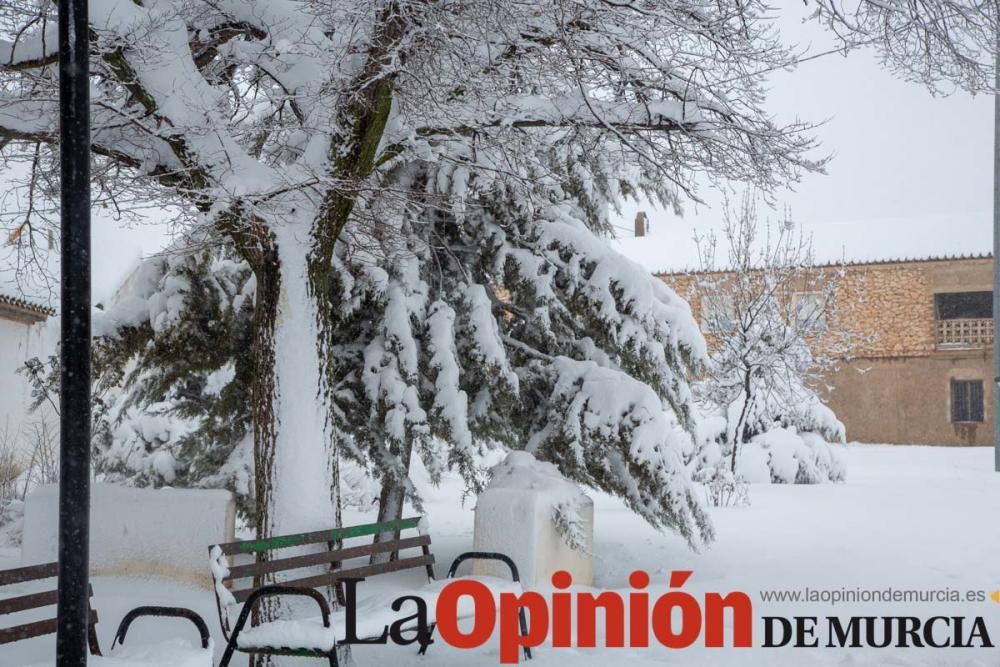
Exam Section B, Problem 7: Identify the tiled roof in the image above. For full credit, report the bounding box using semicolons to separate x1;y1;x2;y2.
0;292;54;323
655;252;994;277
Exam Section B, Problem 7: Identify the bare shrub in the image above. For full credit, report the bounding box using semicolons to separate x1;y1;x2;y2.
20;419;58;498
706;470;751;508
0;424;24;503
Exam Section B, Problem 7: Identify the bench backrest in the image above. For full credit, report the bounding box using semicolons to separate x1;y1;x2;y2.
0;562;101;655
209;516;435;607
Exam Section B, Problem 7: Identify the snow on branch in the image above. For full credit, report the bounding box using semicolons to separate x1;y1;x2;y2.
526;357;712;547
809;0;999;93
0;25;58;71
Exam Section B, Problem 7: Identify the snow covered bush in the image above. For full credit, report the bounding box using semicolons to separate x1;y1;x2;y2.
705;469;750;508
0;497;24;547
715;424;845;485
690;408;845;496
0;426;22;504
0;427;24;546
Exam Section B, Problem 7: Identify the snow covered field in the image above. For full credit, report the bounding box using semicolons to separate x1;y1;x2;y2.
3;444;999;666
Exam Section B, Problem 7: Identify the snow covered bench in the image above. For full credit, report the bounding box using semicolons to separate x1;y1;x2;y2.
209;517;531;666
0;561;212;666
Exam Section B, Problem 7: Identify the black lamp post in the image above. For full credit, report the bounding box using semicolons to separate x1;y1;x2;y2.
55;0;92;664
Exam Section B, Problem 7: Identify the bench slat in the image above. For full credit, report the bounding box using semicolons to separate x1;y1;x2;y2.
0;609;98;645
217;517;422;556
0;562;58;586
226;535;431;581
0;584;94;615
231;554;435;603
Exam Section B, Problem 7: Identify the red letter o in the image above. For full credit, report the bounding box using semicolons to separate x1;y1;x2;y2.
435;580;497;649
651;592;702;648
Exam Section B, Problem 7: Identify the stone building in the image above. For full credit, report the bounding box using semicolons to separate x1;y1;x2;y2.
661;254;994;446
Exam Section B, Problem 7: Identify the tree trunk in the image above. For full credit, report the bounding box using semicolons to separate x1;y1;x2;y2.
248;233;280;667
371;441;414;564
730;368;754;473
246;219;345;665
260;229;337;537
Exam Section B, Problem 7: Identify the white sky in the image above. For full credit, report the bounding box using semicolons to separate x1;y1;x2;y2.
613;2;994;271
1;1;995;301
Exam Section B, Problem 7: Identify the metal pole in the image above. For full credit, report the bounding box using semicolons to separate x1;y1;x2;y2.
55;0;91;663
994;28;1000;472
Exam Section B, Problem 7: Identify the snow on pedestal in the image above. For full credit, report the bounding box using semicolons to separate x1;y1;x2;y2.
472;452;593;588
21;483;235;587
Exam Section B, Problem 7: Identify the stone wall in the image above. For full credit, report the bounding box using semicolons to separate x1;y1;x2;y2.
829;264;935;358
823;352;993;445
662;258;988;358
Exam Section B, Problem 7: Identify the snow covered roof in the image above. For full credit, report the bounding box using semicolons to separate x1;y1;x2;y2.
654;252;993;277
0;292;54;324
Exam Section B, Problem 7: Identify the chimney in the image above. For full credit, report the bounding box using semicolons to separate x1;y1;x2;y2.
634;211;649;237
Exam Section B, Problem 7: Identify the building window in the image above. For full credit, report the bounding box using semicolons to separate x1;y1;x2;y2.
935;292;992;320
936;292;994;348
702;295;737;333
951;379;984;423
791;291;827;332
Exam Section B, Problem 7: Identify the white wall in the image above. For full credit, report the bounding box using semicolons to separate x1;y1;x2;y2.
21;483;236;587
0;316;53;458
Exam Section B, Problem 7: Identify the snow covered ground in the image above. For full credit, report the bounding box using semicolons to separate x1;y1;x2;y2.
3;444;999;666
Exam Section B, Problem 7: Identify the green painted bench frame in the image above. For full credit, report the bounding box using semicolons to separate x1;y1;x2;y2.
210;516;435;666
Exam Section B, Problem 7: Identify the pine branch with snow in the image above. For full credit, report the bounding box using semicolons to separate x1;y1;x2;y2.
90;242;258;518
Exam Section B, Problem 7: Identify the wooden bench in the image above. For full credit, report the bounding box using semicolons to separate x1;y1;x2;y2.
209;517;531;666
209;516;435;667
0;561;211;662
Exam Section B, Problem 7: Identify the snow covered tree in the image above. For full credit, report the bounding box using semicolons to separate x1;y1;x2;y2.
329;137;722;548
19;243;258;516
1;0;821;549
807;0;998;94
82;139;718;549
689;194;857;482
95;244;257;517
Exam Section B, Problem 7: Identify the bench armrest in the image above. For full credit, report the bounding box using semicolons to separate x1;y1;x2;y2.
219;585;334;667
447;551;521;582
232;584;332;631
444;551;530;660
112;606;212;650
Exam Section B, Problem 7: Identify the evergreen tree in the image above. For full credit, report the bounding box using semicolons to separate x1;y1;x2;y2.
90;136;716;546
92;245;256;518
330;137;714;546
1;0;821;557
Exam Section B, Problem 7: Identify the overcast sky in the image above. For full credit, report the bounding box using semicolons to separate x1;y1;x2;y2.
2;1;995;302
614;2;994;271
